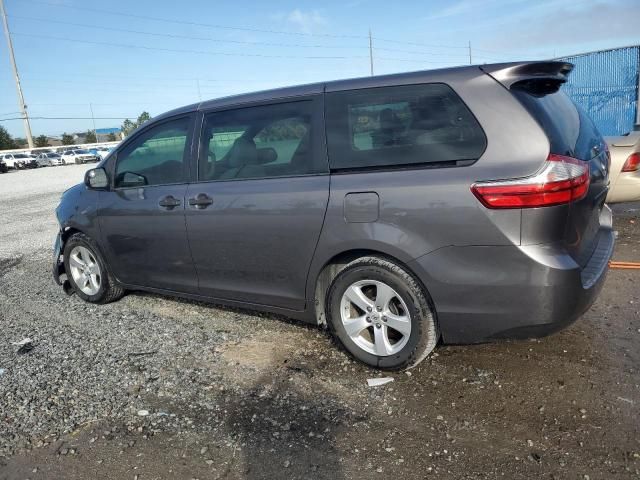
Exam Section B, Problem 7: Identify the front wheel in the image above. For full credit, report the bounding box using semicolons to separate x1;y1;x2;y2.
326;256;438;370
63;233;125;304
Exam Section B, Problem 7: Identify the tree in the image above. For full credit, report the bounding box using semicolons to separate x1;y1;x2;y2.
121;111;151;137
35;135;49;147
61;133;74;145
85;129;97;144
0;125;16;150
107;132;116;141
136;111;151;126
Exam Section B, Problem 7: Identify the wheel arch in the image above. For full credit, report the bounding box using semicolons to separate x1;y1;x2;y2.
311;248;437;328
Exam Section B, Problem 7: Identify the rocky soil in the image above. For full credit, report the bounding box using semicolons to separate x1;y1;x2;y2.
1;166;639;479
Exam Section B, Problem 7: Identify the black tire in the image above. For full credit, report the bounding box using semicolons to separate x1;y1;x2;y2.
326;256;439;370
63;232;125;304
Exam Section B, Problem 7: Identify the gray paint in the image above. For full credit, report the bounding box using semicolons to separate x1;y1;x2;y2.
53;61;614;344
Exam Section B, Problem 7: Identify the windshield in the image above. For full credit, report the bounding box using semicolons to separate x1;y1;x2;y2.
74;149;90;154
14;154;29;159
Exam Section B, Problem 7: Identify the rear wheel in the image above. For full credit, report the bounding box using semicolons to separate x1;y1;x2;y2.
63;233;125;304
326;256;438;370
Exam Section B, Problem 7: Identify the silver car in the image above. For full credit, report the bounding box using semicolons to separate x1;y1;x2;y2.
605;128;640;203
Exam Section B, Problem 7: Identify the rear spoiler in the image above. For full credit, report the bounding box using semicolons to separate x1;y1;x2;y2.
480;61;573;92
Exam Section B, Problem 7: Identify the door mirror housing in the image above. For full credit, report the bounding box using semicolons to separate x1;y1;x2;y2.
85;167;109;189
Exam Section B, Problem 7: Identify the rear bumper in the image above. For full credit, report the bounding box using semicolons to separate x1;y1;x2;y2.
408;209;614;344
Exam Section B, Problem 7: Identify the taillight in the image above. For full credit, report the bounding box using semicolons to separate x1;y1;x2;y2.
622;152;640;172
471;154;590;209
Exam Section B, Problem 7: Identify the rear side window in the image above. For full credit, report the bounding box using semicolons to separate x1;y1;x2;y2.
512;88;604;161
325;83;486;170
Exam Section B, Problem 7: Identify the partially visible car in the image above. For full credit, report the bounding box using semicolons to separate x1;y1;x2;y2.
25;154;39;168
37;152;64;166
0;157;7;173
95;146;113;160
60;149;99;164
605;129;640;203
1;153;32;169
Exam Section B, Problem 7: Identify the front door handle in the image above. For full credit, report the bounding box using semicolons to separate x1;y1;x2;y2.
158;195;181;209
189;193;213;209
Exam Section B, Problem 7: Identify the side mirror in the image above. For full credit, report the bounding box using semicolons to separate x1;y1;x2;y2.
85;168;109;189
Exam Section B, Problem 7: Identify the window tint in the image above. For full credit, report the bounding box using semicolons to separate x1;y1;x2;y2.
115;117;190;188
199;100;324;181
512;88;604;161
326;83;486;170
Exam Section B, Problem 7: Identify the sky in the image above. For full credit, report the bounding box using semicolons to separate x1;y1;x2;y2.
0;0;639;138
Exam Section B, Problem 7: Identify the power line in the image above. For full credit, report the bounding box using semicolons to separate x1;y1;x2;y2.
9;14;472;58
0;116;141;121
22;0;367;39
12;31;463;65
11;32;366;60
21;0;481;52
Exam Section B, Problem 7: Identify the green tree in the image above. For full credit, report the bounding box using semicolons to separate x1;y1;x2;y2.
107;132;116;141
0;125;16;150
35;135;49;147
61;133;74;145
136;111;151;126
121;111;151;137
85;129;97;144
121;119;136;137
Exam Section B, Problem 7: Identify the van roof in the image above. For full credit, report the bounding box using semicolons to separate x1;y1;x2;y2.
153;61;570;122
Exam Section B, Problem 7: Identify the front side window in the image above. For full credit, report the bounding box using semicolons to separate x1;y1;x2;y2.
115;117;190;188
326;83;486;170
199;100;324;181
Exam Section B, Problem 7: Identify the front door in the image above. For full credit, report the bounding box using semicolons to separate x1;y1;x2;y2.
185;98;329;310
98;115;199;293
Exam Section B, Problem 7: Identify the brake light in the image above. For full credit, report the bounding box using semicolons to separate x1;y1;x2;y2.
622;152;640;172
471;154;590;209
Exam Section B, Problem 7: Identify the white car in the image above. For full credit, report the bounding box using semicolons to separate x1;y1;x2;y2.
60;149;98;165
95;146;113;160
36;152;65;166
0;153;31;169
605;129;640;203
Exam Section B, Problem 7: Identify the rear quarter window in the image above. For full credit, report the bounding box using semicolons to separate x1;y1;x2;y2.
512;88;604;161
325;83;486;170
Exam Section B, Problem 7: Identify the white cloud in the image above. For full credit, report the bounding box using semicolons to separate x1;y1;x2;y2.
272;9;328;34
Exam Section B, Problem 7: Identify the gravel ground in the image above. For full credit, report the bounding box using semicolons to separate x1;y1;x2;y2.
0;166;639;479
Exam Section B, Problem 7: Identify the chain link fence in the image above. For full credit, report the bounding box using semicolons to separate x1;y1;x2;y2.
559;45;639;136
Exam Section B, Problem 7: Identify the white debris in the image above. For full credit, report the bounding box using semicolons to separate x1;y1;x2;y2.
137;409;150;416
11;338;32;347
0;368;5;376
367;377;394;387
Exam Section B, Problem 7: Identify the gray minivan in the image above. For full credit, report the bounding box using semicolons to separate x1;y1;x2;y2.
53;61;614;369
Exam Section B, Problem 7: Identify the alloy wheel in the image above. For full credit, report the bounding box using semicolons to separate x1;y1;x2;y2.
68;246;102;295
339;280;411;356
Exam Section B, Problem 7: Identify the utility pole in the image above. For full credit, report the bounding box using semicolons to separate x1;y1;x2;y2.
0;0;33;148
89;103;97;143
368;28;374;76
468;40;472;65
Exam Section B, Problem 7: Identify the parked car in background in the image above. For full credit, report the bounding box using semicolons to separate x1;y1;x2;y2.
0;157;7;173
95;146;113;160
53;61;614;370
60;149;98;165
1;153;32;169
605;129;640;203
37;152;64;166
25;154;39;169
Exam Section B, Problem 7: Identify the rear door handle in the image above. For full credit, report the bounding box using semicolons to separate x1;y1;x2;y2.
158;195;182;209
189;193;213;209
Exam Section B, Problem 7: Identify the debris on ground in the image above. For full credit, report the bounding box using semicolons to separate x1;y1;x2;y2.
11;338;34;354
367;377;394;387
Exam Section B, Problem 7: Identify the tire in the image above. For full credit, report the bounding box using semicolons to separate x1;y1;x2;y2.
63;232;125;304
326;256;438;370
